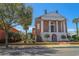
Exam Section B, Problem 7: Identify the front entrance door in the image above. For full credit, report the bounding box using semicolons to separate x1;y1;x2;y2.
52;34;57;42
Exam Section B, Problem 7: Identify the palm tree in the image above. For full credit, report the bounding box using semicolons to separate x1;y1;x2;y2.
73;18;79;36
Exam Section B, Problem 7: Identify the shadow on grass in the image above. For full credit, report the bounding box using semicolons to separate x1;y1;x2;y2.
0;47;58;56
9;47;58;56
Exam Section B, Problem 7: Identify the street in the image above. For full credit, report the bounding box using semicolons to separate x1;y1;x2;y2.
0;46;79;56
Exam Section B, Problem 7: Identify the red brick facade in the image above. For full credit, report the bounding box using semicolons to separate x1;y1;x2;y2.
0;27;19;41
0;29;6;40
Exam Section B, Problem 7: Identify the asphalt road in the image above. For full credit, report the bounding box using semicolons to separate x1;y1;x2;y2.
0;47;79;56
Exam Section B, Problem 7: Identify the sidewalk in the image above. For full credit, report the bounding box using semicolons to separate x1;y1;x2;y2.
7;44;79;48
1;42;79;48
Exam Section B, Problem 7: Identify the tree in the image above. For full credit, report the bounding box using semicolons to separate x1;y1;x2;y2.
73;18;79;36
44;34;50;41
0;3;32;47
17;4;32;43
3;4;23;47
61;35;66;39
0;4;9;48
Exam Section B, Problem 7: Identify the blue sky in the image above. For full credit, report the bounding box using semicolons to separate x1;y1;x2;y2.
16;3;79;33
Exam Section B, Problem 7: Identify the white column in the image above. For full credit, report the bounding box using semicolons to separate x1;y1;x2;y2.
49;21;51;41
56;21;58;41
56;21;58;32
41;20;43;33
63;21;66;32
49;21;51;32
61;21;63;32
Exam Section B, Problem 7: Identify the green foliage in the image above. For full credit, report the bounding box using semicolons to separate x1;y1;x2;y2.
0;3;32;30
72;35;77;39
16;5;32;40
17;5;32;30
0;25;3;29
67;35;71;39
8;31;21;42
72;35;79;41
44;34;50;38
73;18;79;23
67;35;74;41
0;4;32;47
27;33;32;39
76;36;79;41
36;35;43;42
61;35;66;39
73;18;79;36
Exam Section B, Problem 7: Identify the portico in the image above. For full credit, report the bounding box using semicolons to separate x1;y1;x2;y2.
35;11;68;42
40;20;66;33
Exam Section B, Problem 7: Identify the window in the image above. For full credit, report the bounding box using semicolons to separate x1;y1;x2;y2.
51;21;56;32
51;25;54;32
58;21;62;32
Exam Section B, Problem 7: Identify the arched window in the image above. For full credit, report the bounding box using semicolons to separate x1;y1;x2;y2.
52;34;57;42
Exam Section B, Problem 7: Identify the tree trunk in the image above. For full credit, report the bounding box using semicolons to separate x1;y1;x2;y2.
2;18;8;48
76;23;78;36
26;30;27;39
25;30;28;43
5;30;8;48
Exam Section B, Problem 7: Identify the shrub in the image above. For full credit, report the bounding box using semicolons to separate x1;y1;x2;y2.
72;35;77;39
8;32;22;42
36;35;43;42
75;36;79;41
67;35;71;39
72;35;79;41
61;35;66;39
28;33;33;39
44;34;50;38
67;35;72;41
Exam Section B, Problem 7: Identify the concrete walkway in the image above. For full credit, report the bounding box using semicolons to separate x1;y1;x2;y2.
0;43;79;48
7;44;79;48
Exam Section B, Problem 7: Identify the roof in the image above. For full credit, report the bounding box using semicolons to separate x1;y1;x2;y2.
10;27;19;32
36;12;66;21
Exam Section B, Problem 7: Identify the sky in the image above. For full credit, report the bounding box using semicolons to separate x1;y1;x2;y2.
15;3;79;33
